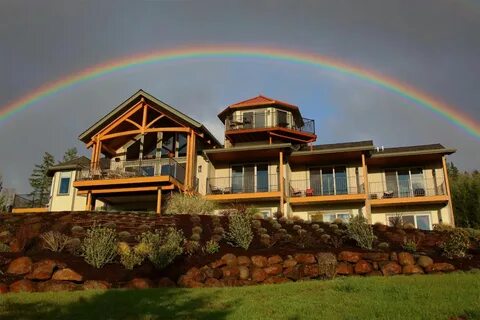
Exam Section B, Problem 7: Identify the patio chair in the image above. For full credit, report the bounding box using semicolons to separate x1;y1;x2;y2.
414;188;426;197
383;191;394;198
305;188;314;197
209;185;223;194
290;186;302;197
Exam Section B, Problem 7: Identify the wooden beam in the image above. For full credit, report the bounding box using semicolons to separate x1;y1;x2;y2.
146;114;165;129
101;130;141;141
74;175;171;187
86;192;92;211
125;118;142;130
101;144;117;156
142;104;148;133
289;194;367;205
156;189;162;214
185;132;192;189
97;101;144;138
145;127;190;133
205;191;282;201
90;143;97;169
442;156;455;226
78;186;160;195
190;131;196;189
146;104;186;127
86;140;94;148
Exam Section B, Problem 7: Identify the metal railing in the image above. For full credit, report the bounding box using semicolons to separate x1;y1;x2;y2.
225;111;315;134
13;193;49;209
289;176;364;197
368;178;446;199
206;174;279;194
77;158;186;184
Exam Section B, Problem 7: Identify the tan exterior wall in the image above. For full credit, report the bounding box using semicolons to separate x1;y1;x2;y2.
196;155;209;195
50;171;87;211
290;203;364;222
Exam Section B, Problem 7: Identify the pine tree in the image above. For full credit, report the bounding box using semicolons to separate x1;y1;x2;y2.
29;152;55;206
62;147;78;163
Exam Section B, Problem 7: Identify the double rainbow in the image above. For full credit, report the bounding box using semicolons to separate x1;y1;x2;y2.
0;45;478;141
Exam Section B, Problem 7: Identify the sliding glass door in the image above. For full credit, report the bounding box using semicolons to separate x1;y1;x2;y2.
309;167;348;196
231;164;270;193
384;169;425;198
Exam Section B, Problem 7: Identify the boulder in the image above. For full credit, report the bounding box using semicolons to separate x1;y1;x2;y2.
177;275;204;288
283;266;301;280
390;252;398;261
202;266;222;279
9;279;36;293
221;253;238;266
268;255;283;265
398;252;415;266
294;253;316;264
83;280;111;290
210;259;226;269
205;278;222;287
126;278;153;289
251;268;267;282
0;255;11;266
238;266;250;280
336;262;353;275
264;264;283;276
354;260;373;274
26;259;57;280
37;280;77;292
185;267;206;282
52;268;83;282
317;252;337;278
264;276;290;284
366;271;383;277
6;256;33;275
402;265;424;275
417;256;434;268
425;263;455;273
221;266;240;279
283;259;298;268
300;264;320;278
361;252;390;262
157;278;176;288
237;256;252;266
0;283;9;294
338;251;362;263
381;262;402;276
251;255;268;268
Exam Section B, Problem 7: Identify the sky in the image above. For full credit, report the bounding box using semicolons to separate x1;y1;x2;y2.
0;0;479;193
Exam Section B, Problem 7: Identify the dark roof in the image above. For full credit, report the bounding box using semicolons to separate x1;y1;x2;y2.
371;143;456;157
46;156;90;176
292;140;374;155
78;90;221;147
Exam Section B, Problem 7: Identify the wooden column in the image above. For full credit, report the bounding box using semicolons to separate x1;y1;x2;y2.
279;151;284;215
442;156;455;226
184;132;192;190
190;132;196;190
156;189;162;214
86;192;92;211
90;144;97;169
361;153;371;222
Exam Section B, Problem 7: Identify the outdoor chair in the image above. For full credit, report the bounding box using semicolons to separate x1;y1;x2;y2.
290;186;302;197
305;188;314;197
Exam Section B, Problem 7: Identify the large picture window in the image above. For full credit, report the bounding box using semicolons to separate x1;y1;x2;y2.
309;167;348;196
387;213;431;230
231;164;272;193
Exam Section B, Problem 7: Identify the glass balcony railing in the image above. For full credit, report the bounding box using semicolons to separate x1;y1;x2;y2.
225;111;315;134
289;176;364;197
206;174;279;195
77;158;186;184
368;178;446;199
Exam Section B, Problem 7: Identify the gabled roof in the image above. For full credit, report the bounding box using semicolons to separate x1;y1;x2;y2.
218;95;301;122
292;140;375;156
78;90;221;147
46;156;91;177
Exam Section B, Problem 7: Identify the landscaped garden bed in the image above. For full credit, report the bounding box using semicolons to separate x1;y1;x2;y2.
0;208;479;293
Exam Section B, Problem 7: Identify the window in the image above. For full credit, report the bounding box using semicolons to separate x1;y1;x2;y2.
387;213;431;230
309;167;348;196
385;169;425;198
231;164;272;193
58;175;70;195
259;209;271;219
314;212;351;223
142;133;158;159
177;133;188;157
161;133;175;158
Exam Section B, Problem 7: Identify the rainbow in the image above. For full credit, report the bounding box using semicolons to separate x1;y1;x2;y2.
1;45;479;141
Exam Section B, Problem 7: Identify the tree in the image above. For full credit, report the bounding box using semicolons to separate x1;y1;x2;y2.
29;152;55;206
448;163;480;228
62;147;78;163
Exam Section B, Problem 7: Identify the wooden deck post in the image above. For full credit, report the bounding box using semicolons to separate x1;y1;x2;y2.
442;156;455;226
279;151;284;215
361;153;371;222
156;189;162;214
86;192;92;211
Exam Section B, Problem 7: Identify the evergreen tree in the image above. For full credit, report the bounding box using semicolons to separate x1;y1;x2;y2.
448;162;480;228
29;152;55;206
62;147;78;163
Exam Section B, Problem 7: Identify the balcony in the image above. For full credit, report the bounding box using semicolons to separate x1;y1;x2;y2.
368;178;448;206
225;111;316;144
12;193;49;213
205;174;282;201
289;176;366;204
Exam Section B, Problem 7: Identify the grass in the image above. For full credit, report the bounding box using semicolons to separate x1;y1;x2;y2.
1;272;480;320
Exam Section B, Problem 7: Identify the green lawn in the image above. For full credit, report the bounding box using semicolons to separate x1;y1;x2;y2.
1;272;480;320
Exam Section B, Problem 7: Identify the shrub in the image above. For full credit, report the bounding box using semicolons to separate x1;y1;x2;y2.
211;215;221;226
212;234;223;242
190;233;201;241
0;242;10;252
184;240;200;256
329;224;339;230
317;253;337;279
390;214;403;229
118;231;132;240
440;229;471;259
330;234;344;249
257;227;268;234
285;220;294;225
252;220;262;228
192;226;203;235
320;234;331;242
81;226;117;268
433;223;455;232
139;228;185;269
103;222;117;229
117;242;149;270
403;223;415;230
463;228;480;241
226;214;253;250
402;238;417;253
71;225;85;233
311;224;320;231
271;222;282;230
333;218;344;225
213;226;225;235
292;224;302;231
190;215;201;225
66;238;82;255
203;239;220;254
165;193;216;215
346;216;376;250
40;231;72;252
278;216;287;223
295;231;316;249
292;216;304;222
377;242;390;250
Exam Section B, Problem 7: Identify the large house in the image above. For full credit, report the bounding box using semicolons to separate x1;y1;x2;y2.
19;90;456;229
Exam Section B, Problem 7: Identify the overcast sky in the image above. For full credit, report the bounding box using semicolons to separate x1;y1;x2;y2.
0;0;479;193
